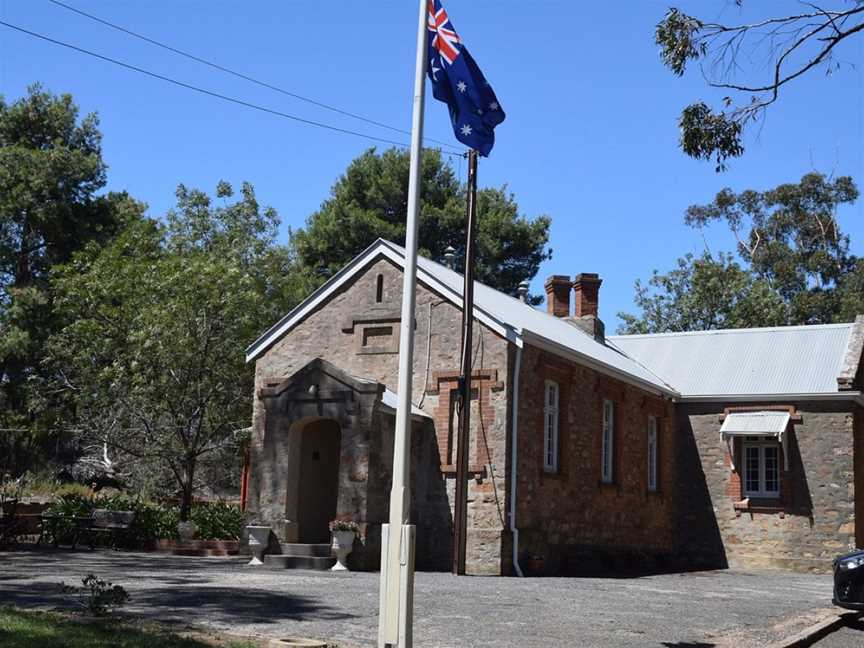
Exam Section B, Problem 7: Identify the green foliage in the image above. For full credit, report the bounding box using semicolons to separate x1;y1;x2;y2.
655;6;864;170
49;182;295;520
189;501;244;541
44;493;93;544
44;493;239;543
618;252;788;334
685;173;859;324
55;483;95;499
620;173;861;332
678;103;743;173
655;8;705;76
59;574;130;616
0;84;144;472
0;607;262;648
292;147;551;304
838;259;864;322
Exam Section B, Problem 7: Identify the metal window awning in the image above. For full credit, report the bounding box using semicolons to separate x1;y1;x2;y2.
720;411;791;470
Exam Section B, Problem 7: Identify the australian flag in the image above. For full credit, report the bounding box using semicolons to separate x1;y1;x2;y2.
426;0;505;156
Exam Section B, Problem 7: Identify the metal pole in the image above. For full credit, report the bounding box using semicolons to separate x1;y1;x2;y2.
452;149;478;575
378;0;428;644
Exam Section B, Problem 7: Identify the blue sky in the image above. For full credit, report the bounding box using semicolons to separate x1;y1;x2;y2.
1;1;861;329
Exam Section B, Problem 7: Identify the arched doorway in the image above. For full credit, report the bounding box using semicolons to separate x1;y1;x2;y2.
297;418;342;543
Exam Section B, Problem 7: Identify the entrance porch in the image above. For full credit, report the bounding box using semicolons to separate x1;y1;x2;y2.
245;358;449;570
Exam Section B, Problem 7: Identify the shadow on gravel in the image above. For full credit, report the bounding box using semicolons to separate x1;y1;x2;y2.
844;616;864;632
0;581;77;612
0;576;359;626
132;586;358;625
3;546;243;573
661;643;717;647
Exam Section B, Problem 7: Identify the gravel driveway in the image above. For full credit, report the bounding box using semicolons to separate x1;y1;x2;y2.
0;548;838;647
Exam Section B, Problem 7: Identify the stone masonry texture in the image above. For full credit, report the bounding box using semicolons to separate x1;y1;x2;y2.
248;256;510;574
246;250;864;576
677;400;859;572
514;344;677;575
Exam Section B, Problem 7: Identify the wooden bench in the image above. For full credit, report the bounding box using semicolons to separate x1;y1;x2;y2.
75;509;135;550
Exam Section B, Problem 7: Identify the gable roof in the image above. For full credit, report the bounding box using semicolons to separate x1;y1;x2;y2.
246;239;677;396
609;323;858;399
248;238;862;402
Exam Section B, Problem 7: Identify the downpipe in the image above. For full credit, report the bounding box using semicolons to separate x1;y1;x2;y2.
509;343;524;577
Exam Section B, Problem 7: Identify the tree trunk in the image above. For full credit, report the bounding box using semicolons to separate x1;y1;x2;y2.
179;455;196;522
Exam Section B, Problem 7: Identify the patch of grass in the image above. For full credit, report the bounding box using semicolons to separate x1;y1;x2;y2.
0;607;260;648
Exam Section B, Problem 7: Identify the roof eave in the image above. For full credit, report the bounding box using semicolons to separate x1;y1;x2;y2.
678;391;864;405
521;329;678;398
245;238;388;362
245;238;520;363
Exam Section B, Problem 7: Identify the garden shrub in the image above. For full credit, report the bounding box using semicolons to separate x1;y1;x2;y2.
59;573;130;616
190;501;243;540
44;494;93;544
54;482;94;499
44;493;242;545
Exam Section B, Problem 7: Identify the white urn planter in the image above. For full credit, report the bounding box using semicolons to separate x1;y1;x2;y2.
330;530;355;571
246;525;271;566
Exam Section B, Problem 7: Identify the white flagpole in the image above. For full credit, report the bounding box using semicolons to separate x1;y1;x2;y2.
378;0;428;646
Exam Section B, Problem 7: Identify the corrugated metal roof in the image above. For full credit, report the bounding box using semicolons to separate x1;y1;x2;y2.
247;239;675;395
247;239;858;400
720;411;790;436
609;324;854;397
391;241;676;394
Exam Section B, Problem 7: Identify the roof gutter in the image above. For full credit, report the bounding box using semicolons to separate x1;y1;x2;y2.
677;391;864;405
521;330;677;399
509;344;524;577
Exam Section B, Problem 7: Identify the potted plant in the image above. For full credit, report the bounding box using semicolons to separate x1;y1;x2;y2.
329;519;359;571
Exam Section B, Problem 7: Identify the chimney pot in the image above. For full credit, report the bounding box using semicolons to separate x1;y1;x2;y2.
517;280;530;303
443;245;456;270
573;273;602;318
544;275;571;317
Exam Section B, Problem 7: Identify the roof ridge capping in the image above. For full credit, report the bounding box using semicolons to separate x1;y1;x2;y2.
610;321;854;340
837;314;864;390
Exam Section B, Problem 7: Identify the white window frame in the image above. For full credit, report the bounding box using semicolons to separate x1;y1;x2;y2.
601;399;614;484
647;416;658;492
543;380;559;472
742;436;781;499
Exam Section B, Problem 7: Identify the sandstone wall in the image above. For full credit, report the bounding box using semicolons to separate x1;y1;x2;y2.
678;401;857;572
249;256;511;573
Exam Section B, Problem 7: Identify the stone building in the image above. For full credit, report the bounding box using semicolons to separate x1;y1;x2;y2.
613;323;864;571
244;238;864;574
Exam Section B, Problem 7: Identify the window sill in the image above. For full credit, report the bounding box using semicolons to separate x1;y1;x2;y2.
541;468;568;480
598;481;619;493
733;498;785;517
440;464;487;480
646;489;662;498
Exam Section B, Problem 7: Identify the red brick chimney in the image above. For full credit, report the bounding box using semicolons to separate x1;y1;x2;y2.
574;273;602;318
544;275;571;317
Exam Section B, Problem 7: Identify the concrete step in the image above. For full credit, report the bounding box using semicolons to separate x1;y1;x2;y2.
264;554;336;570
279;543;331;558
